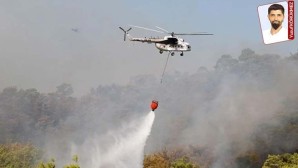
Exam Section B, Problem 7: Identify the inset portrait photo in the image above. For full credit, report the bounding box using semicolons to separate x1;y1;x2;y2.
258;1;290;44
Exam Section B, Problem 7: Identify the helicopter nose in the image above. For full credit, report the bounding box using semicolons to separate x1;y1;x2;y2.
187;45;191;50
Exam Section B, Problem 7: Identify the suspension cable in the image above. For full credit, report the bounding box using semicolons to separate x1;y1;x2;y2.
160;52;171;84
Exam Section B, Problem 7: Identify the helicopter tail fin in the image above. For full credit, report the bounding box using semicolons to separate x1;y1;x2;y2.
119;27;132;41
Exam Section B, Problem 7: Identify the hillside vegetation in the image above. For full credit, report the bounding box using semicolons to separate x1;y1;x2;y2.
0;49;298;167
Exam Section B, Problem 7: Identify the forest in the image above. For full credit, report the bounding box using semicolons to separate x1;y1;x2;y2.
0;48;298;167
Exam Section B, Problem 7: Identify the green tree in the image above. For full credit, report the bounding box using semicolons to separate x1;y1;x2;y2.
37;155;80;168
144;149;201;168
171;157;199;168
262;153;298;168
56;83;73;97
215;54;238;71
238;48;256;62
0;143;41;168
63;155;80;168
36;158;55;168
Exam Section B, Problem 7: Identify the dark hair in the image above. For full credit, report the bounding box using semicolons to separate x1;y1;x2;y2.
268;4;284;14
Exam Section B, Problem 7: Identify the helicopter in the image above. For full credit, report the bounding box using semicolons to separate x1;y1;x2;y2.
119;25;213;56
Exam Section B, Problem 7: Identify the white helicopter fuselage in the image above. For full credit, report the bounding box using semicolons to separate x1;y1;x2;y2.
155;36;191;52
155;41;191;52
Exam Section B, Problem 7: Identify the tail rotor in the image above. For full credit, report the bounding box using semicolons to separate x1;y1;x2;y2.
119;27;132;41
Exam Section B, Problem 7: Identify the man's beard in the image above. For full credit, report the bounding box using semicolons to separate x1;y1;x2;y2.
271;21;281;30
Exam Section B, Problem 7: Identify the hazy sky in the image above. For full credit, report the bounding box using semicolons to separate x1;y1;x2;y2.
0;0;297;95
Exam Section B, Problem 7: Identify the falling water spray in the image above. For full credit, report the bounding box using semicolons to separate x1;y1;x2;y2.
84;111;155;168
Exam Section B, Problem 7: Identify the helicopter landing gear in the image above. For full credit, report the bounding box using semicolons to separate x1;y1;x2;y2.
159;50;163;54
180;52;184;56
171;52;175;56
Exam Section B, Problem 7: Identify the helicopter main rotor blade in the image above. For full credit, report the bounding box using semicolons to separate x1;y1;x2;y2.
173;33;214;35
128;25;164;33
155;26;169;33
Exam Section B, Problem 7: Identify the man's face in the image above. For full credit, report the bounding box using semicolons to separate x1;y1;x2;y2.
268;10;284;30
